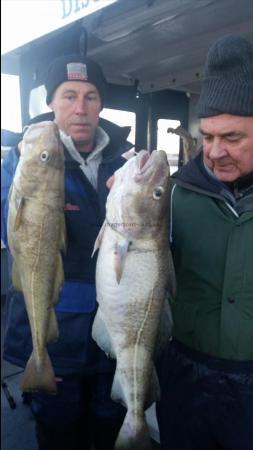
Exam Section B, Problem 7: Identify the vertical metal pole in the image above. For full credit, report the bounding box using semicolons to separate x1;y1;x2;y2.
146;97;152;153
20;57;32;127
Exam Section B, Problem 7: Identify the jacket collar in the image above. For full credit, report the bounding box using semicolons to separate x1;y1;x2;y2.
59;126;109;166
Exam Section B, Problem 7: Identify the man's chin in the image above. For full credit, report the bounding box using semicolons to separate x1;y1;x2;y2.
72;136;93;152
72;130;91;142
214;168;239;183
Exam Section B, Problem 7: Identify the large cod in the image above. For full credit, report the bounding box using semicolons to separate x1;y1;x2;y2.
92;150;175;449
7;121;66;393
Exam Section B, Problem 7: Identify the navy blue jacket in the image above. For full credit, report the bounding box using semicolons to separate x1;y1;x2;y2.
1;118;131;376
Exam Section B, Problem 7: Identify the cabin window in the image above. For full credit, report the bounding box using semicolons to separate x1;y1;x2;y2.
1;74;22;249
1;74;22;132
29;85;51;119
157;119;180;174
100;108;136;146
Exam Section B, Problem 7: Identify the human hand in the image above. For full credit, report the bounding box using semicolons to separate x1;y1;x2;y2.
106;175;115;189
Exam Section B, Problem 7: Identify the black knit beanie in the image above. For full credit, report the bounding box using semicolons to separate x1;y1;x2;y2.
197;35;253;117
45;54;107;106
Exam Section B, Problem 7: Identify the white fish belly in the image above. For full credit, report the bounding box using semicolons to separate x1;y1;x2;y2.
95;231;167;415
96;230;167;361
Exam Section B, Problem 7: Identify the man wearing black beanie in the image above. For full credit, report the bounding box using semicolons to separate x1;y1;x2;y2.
156;35;253;450
1;54;132;450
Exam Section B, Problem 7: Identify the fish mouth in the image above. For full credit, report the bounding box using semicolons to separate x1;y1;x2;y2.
135;150;168;182
138;150;151;172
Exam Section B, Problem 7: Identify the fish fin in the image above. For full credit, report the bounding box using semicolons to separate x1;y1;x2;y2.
59;213;67;254
8;183;13;201
111;368;127;407
47;309;59;343
115;411;152;450
155;299;173;358
92;221;106;257
92;309;115;358
12;261;23;291
13;196;25;231
20;350;57;394
144;365;160;408
52;253;64;305
168;249;176;299
114;239;130;284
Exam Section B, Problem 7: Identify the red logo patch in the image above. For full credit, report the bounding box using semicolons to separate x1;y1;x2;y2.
64;203;80;211
67;63;88;81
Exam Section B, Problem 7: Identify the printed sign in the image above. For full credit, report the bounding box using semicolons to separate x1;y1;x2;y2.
1;0;117;55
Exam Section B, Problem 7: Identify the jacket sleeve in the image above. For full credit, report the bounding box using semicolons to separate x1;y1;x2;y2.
1;147;20;248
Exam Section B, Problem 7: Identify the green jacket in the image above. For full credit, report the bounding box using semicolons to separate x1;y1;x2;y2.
170;152;253;361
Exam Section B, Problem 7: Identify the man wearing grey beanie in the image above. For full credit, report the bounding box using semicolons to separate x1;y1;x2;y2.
156;35;253;450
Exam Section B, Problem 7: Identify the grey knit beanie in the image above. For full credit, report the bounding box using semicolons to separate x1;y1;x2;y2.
45;54;107;106
197;35;253;117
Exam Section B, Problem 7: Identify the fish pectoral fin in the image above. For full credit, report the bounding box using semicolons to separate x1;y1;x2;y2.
13;196;25;231
114;239;130;284
47;308;59;343
92;309;115;358
92;221;106;257
12;261;23;291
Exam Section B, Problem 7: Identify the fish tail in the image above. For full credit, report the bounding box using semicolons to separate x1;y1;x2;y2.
114;411;152;450
20;350;57;394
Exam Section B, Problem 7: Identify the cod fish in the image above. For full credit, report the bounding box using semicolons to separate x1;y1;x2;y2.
7;121;66;393
92;150;175;449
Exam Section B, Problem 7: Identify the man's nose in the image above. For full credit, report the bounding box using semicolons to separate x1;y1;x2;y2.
209;138;227;159
75;98;87;114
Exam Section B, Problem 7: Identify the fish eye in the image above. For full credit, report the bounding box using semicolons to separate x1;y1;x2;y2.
40;151;50;162
153;186;164;200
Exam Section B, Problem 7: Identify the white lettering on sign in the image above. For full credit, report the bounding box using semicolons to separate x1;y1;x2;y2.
2;0;117;55
62;1;102;18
